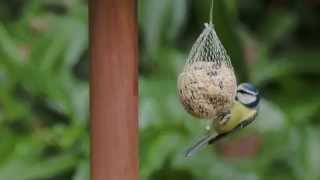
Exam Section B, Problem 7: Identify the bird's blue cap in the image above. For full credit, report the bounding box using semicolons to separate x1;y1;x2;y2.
238;83;259;95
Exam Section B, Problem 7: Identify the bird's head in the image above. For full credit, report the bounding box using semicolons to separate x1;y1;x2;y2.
236;83;260;109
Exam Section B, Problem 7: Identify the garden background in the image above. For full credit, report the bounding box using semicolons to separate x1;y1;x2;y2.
1;0;320;179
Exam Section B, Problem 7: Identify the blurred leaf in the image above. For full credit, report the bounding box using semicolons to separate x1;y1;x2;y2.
254;51;320;84
0;86;30;121
64;21;87;70
289;127;320;180
287;100;320;125
69;82;89;124
73;160;89;180
255;99;286;133
0;24;22;62
173;151;259;180
140;132;184;180
28;16;85;72
258;11;298;48
139;0;187;56
305;127;320;180
0;131;16;165
0;154;78;180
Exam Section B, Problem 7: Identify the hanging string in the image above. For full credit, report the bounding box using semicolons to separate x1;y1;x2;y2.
209;0;214;24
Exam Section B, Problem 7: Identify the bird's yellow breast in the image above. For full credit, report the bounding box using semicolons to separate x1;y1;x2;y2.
214;101;256;133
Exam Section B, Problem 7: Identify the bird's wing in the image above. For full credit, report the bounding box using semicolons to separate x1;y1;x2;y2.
239;111;258;129
209;111;258;144
208;112;258;144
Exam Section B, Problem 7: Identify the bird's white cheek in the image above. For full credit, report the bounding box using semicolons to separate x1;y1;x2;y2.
237;93;256;105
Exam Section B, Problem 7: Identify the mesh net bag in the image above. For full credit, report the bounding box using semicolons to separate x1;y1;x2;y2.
177;23;237;119
186;23;233;67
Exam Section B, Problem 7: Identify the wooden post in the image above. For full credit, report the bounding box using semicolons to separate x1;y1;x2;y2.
89;0;138;180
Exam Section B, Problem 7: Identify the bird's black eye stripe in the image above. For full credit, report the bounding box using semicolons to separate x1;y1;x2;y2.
237;89;247;94
238;89;257;96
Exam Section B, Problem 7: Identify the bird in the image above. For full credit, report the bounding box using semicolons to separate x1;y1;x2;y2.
185;83;260;157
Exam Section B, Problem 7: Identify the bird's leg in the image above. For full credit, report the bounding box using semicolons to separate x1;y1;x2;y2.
219;114;231;125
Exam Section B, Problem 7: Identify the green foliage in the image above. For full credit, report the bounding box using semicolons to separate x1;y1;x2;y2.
0;0;88;179
139;0;320;180
1;0;320;179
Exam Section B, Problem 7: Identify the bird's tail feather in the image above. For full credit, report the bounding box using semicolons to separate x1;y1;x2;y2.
185;133;217;158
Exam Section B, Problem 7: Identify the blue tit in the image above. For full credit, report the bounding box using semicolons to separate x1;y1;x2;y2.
185;83;260;157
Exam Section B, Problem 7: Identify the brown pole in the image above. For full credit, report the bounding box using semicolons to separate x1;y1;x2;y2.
89;0;138;180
